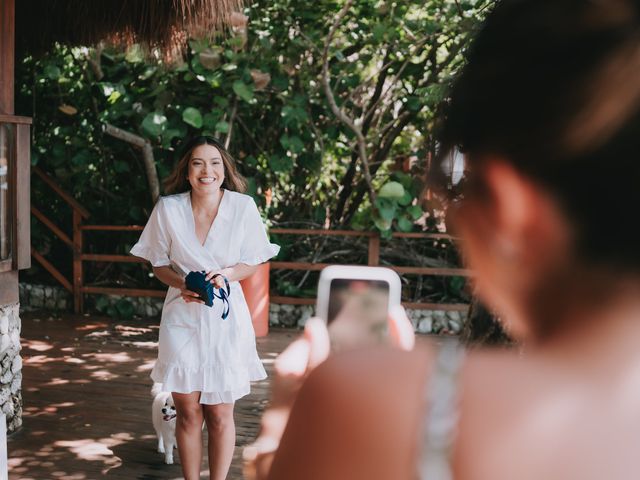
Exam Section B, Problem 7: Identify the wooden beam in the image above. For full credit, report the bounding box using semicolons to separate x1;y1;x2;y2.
270;296;315;305
31;248;72;292
270;228;375;237
390;266;471;277
269;295;470;312
0;114;30;124
80;225;143;231
270;261;332;271
401;302;469;312
32;166;90;219
31;205;72;248
269;228;457;241
270;261;470;277
391;232;458;240
81;254;146;263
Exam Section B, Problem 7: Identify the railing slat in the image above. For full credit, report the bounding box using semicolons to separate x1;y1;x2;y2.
30;248;73;292
0;114;31;124
270;295;469;312
82;254;147;263
31;206;73;248
73;210;84;313
270;261;469;277
32;166;90;219
270;228;375;237
81;225;144;231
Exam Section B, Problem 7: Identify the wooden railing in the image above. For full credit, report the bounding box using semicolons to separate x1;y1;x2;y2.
269;229;470;312
32;168;470;314
30;166;90;312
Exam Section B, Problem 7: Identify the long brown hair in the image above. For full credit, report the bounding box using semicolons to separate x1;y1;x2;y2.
164;136;248;194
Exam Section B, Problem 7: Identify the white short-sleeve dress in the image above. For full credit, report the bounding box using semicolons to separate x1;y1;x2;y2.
130;190;279;404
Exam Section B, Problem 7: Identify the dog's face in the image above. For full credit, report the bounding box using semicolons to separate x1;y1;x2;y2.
161;396;177;422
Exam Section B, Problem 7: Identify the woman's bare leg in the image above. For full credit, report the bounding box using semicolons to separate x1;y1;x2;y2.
203;402;236;480
173;392;204;480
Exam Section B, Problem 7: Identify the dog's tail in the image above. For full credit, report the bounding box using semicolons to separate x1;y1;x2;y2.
151;382;164;397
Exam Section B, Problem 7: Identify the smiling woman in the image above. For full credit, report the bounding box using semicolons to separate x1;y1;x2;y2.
130;135;279;480
164;136;247;194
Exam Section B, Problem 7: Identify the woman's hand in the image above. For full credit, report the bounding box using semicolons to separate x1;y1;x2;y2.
243;305;415;479
179;280;205;304
205;271;227;289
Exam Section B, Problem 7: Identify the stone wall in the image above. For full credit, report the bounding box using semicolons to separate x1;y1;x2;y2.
268;303;467;334
19;283;163;317
19;282;467;334
0;303;22;433
19;283;69;312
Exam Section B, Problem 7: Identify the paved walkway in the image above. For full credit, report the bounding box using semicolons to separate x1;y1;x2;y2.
7;311;296;479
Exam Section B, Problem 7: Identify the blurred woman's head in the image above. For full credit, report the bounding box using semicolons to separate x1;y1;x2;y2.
438;0;640;340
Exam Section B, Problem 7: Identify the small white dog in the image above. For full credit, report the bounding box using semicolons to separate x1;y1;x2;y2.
151;382;177;464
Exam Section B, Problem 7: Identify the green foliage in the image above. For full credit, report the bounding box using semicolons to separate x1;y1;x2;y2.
18;0;491;296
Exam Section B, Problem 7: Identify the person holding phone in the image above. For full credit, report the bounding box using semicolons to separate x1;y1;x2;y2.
245;1;640;478
131;135;279;480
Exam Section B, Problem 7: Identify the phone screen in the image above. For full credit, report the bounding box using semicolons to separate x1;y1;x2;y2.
326;278;390;351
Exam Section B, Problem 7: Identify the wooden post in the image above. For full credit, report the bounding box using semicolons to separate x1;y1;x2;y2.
15;123;30;269
73;209;83;314
368;233;380;266
0;0;14;115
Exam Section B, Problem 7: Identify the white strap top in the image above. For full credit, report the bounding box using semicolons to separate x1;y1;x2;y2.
418;339;465;480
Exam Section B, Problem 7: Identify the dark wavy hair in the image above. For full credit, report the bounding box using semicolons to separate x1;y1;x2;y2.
437;0;640;272
164;136;248;194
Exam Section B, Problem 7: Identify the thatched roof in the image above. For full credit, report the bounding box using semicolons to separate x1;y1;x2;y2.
16;0;244;55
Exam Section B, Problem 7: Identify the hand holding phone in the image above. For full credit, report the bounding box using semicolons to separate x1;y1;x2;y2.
316;266;402;352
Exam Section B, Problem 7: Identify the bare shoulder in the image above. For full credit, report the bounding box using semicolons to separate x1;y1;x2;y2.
269;342;437;480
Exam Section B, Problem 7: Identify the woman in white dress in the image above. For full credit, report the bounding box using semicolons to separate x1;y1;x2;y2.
130;135;279;480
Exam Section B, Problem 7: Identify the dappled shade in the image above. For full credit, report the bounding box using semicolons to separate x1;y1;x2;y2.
8;312;289;479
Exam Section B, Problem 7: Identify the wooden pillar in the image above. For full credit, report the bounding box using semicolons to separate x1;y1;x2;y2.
73;210;84;314
0;0;14;115
0;0;16;302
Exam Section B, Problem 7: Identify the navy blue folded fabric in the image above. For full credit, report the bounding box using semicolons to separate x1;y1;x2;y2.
185;271;214;307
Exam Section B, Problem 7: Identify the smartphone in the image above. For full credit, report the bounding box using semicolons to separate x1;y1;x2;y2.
316;266;402;352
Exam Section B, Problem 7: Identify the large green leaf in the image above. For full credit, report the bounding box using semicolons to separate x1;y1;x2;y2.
268;154;293;173
280;134;304;154
215;121;230;134
378;181;405;199
407;205;423;220
44;65;61;80
232;80;254;103
397;215;414;232
182;107;203;128
375;197;397;221
142;112;167;137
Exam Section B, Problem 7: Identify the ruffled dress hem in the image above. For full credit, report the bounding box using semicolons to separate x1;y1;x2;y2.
151;360;267;405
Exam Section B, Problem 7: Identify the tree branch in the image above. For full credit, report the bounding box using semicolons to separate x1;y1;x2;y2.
103;123;160;204
321;0;376;205
224;98;238;149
